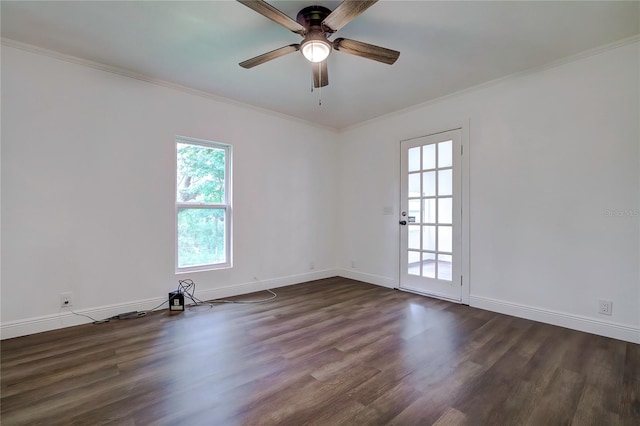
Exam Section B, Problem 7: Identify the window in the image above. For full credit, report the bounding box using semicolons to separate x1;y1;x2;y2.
176;136;231;272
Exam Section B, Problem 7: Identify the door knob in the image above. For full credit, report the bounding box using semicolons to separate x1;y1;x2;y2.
399;220;407;226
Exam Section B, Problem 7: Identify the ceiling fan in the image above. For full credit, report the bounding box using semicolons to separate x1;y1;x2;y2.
237;0;400;88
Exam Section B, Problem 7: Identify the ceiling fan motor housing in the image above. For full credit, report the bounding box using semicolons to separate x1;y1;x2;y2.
297;6;333;62
296;5;332;33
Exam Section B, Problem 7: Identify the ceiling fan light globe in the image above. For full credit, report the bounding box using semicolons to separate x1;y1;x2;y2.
301;40;331;63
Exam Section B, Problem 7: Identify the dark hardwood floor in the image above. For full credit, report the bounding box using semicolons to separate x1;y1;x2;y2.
1;277;638;425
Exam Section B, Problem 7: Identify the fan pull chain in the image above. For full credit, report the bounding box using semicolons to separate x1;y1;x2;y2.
310;63;322;106
318;65;322;106
310;66;323;106
311;67;314;93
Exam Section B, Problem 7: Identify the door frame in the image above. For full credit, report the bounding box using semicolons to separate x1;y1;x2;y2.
399;120;470;304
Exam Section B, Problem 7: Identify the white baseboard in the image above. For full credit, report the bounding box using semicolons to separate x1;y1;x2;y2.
0;297;168;340
470;295;640;344
5;271;637;345
336;269;397;289
332;272;639;344
0;269;339;340
192;269;339;302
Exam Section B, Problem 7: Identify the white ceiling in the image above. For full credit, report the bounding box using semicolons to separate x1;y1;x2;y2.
2;1;638;129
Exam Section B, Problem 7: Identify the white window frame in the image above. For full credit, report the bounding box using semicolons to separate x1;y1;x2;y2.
175;135;232;273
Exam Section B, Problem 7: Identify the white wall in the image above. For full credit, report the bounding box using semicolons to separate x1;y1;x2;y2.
1;45;338;337
2;40;639;343
337;41;640;343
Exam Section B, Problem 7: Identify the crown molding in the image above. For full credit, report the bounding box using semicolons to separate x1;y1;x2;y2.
3;33;638;133
1;38;340;133
341;34;640;133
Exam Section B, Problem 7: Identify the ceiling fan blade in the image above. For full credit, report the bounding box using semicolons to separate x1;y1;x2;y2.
312;61;329;88
322;0;378;32
237;0;306;34
239;44;300;69
333;38;400;65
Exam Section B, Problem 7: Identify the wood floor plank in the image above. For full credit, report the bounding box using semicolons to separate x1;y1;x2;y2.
619;342;640;426
432;407;468;426
386;393;450;426
341;380;424;425
1;277;638;426
524;366;586;425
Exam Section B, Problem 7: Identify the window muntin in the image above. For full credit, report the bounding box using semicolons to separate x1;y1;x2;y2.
407;139;453;281
176;137;231;272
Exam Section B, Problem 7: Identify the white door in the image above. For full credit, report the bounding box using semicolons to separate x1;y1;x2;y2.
400;129;462;301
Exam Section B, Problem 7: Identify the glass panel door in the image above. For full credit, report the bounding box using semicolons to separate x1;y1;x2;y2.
400;130;462;301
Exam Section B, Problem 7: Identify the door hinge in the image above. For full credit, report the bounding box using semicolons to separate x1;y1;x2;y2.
461;145;463;155
461;276;463;286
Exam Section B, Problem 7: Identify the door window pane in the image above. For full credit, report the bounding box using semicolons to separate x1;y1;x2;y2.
408;251;421;276
408;225;420;250
438;169;452;196
437;254;452;281
423;198;436;224
422;144;436;170
408;147;420;172
438;140;453;168
408;199;421;223
438;198;452;224
422;171;436;197
408;173;420;198
422;253;436;278
422;225;436;251
438;225;452;253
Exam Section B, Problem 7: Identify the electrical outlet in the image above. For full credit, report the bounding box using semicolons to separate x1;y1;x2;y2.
60;292;73;308
598;300;612;316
